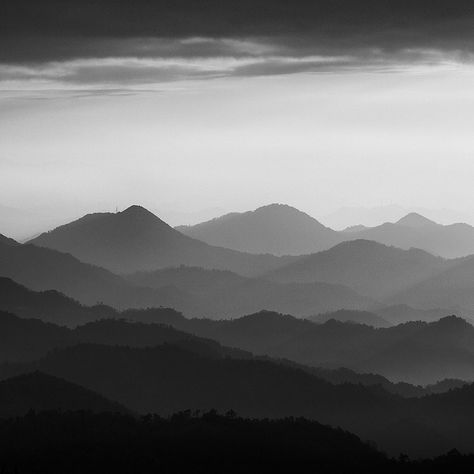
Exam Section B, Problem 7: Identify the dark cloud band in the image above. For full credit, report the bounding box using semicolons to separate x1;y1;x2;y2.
2;0;474;63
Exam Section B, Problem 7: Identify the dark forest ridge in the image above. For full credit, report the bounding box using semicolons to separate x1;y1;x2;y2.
1;271;466;386
128;308;474;385
0;410;392;474
3;339;474;457
0;307;465;398
0;371;127;418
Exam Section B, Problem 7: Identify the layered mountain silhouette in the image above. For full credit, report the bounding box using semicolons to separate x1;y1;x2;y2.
0;309;250;363
0;242;204;313
348;213;474;258
0;411;392;474
265;240;445;299
127;266;373;317
177;204;342;256
4;341;474;456
29;206;294;275
132;309;474;385
376;304;453;325
177;205;474;259
0;265;371;321
0;309;466;399
0;233;18;246
389;256;474;313
0;372;126;418
310;309;391;328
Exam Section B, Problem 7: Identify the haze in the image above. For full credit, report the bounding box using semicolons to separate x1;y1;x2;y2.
2;1;474;239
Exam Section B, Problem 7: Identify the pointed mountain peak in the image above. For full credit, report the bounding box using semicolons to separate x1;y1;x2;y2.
396;213;437;228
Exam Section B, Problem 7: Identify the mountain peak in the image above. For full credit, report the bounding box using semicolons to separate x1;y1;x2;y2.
120;205;157;218
396;213;437;228
255;203;300;213
177;203;340;256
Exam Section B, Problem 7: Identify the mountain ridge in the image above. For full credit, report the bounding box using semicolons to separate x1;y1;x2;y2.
177;203;342;256
29;205;296;275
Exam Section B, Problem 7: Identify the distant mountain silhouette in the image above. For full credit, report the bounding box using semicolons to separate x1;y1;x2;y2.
375;304;452;325
176;205;474;259
0;277;113;326
1;310;454;399
0;372;126;417
396;213;438;228
142;310;474;385
0;309;252;363
0;263;371;321
177;204;342;256
127;266;373;317
0;233;18;246
346;213;474;258
0;310;75;361
389;256;474;313
265;240;445;299
310;309;391;328
342;224;369;233
0;242;205;312
29;205;294;275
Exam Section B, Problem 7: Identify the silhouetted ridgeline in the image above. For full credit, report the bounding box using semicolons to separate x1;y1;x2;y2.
0;372;128;417
28;206;295;274
126;265;373;318
0;310;466;399
350;213;474;258
0;234;18;246
0;411;387;474
2;410;474;473
176;203;343;255
265;240;445;299
179;205;474;258
0;246;372;318
3;342;474;457
7;229;474;316
1;275;473;384
118;309;474;385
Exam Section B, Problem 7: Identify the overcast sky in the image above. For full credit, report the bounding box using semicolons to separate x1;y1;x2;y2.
1;1;474;238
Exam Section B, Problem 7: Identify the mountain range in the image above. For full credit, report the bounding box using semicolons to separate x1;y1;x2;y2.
3;304;474;456
118;309;474;385
29;205;294;275
177;203;342;256
177;205;474;258
4;203;474;315
265;240;445;299
3;339;474;457
348;213;474;258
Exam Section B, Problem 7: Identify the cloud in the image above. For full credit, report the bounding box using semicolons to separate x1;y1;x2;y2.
3;0;474;62
1;0;473;87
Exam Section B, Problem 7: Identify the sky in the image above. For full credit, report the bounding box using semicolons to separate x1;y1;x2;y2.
1;1;474;238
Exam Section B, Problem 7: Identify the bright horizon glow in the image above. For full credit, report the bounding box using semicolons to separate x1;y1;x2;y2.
2;64;474;238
